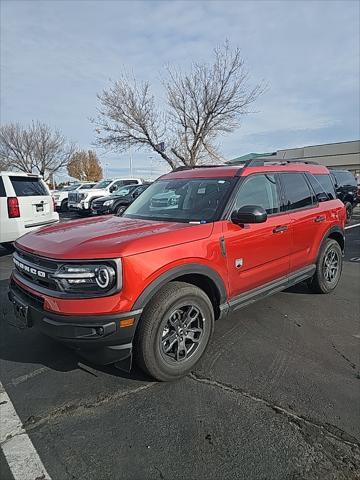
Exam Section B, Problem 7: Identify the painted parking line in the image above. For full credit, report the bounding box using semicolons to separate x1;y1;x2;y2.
0;381;51;480
345;222;360;230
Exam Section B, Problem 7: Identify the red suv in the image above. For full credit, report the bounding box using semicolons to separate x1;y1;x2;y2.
8;161;346;381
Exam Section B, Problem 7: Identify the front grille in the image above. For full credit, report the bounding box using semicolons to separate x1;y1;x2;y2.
11;280;44;309
14;248;60;292
68;192;80;203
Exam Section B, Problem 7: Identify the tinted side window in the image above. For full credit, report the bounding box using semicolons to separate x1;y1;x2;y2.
234;174;280;214
281;173;313;210
332;171;356;186
10;177;48;196
0;178;6;197
313;174;336;200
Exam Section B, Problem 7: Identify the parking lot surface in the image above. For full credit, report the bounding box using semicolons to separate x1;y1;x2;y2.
0;210;359;480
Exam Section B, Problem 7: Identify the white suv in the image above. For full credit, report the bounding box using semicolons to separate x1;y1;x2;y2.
52;182;96;211
0;171;59;250
68;178;143;215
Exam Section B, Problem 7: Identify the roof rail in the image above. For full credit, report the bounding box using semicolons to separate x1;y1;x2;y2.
173;164;228;172
243;158;319;167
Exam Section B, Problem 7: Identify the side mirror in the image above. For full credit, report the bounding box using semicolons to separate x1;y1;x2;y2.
231;205;267;225
316;192;328;203
109;185;116;193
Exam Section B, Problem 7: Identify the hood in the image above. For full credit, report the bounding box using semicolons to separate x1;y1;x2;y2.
83;188;106;195
92;195;113;203
93;194;131;204
16;216;213;260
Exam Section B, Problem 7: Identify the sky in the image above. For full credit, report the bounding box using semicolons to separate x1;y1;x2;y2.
1;0;359;180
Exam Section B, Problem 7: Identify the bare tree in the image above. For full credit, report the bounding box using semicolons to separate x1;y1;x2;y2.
95;42;264;169
67;150;103;181
0;121;76;180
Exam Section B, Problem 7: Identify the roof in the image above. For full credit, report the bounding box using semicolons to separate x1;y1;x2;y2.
159;162;330;180
0;171;41;177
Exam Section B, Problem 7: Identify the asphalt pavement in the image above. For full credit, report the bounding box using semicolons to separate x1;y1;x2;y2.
0;211;359;480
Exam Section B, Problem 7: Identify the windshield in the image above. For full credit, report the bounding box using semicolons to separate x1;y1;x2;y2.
123;178;232;223
60;184;81;191
79;184;94;190
93;179;112;189
111;185;138;196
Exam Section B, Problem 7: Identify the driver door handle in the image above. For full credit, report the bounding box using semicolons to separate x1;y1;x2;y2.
314;216;326;223
273;225;288;234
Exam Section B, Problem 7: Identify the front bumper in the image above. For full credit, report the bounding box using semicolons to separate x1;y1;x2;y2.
91;204;111;215
68;201;90;211
8;280;142;367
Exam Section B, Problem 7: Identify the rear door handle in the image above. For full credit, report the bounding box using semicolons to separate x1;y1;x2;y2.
314;216;325;223
273;225;288;233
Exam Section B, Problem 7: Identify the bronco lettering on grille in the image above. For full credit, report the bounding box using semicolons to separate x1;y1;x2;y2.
14;258;46;278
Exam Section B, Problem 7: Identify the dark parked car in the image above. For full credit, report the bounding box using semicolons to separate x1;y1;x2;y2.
91;183;151;215
330;170;358;222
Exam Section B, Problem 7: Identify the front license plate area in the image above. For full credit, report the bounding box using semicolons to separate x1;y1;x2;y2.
10;295;31;329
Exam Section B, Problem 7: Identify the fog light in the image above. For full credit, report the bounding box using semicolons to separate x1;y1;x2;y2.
96;327;104;336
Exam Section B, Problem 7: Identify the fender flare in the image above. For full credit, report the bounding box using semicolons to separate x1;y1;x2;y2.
132;263;227;311
319;225;345;254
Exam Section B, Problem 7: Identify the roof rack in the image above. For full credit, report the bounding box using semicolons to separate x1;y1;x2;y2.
243;158;319;167
172;159;319;174
173;165;228;172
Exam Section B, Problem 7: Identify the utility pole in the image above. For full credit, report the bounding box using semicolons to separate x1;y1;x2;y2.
149;156;154;180
129;141;133;177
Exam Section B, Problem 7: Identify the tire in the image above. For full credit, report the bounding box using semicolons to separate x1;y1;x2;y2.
308;238;342;294
1;242;15;253
344;201;353;223
135;281;214;381
77;210;90;217
60;199;68;212
116;205;127;216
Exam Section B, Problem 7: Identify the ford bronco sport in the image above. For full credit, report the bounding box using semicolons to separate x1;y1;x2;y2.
8;160;346;381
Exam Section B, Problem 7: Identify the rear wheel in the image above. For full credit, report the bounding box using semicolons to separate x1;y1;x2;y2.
344;201;353;223
135;281;214;381
308;238;342;294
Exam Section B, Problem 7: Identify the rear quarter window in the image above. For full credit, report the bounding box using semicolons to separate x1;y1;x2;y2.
0;177;6;197
308;174;336;200
10;176;49;196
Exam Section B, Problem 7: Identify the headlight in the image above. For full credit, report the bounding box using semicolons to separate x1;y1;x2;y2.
104;199;114;206
51;261;121;294
79;193;88;200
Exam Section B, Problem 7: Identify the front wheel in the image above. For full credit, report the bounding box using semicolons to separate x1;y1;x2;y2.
116;205;127;216
60;199;68;212
135;281;214;381
308;238;342;294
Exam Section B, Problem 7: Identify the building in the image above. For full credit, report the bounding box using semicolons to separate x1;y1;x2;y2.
228;140;360;177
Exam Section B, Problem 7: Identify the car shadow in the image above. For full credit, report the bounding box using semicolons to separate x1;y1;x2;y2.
0;279;152;383
283;281;310;295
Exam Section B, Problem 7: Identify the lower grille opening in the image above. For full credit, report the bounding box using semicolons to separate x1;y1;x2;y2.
11;280;44;309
